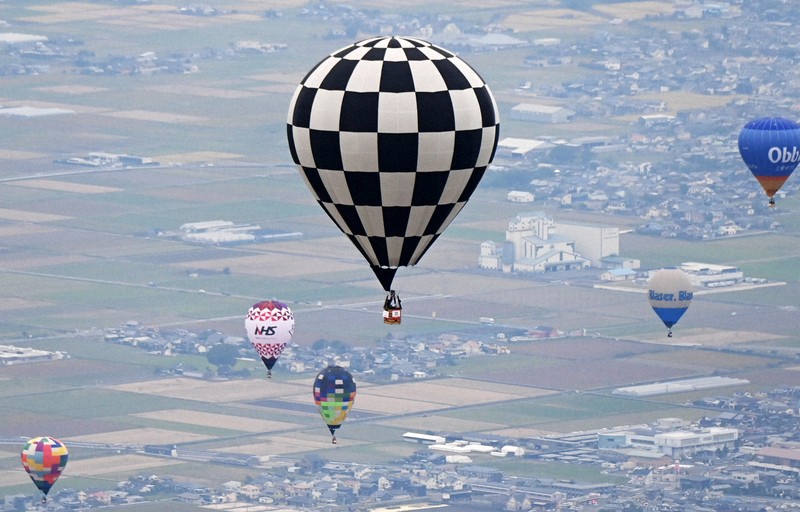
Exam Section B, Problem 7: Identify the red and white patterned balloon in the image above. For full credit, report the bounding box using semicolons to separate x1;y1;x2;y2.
245;300;294;375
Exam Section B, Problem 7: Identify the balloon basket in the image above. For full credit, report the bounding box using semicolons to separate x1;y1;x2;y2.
383;290;402;325
383;308;402;325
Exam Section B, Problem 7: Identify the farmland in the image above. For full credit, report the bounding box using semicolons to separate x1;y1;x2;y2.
0;0;799;503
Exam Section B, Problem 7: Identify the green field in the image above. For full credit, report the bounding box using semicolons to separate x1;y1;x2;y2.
0;0;799;503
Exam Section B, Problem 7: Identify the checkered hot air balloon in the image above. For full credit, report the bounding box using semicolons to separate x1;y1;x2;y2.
648;269;693;338
313;365;356;444
21;436;68;503
245;300;294;378
287;36;500;295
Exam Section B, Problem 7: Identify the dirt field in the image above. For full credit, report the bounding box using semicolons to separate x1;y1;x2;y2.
100;110;209;125
35;85;108;95
20;2;261;26
361;379;531;406
619;91;745;117
108;377;310;403
9;179;122;194
0;207;71;222
593;1;678;20
0;468;38;488
0;454;182;489
174;251;365;278
0;297;52;312
434;378;558;398
155;151;245;164
0;149;46;160
379;414;509;433
69;427;214;445
2;99;110;114
503;9;607;32
219;433;365;456
67;453;183;477
476;358;706;391
147;85;265;100
133;409;302;433
637;327;789;347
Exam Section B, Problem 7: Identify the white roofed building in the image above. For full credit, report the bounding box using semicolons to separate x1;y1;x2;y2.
511;103;575;123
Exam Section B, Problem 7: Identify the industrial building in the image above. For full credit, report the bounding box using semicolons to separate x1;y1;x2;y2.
0;345;66;365
599;426;739;458
510;103;575;123
678;261;745;288
479;212;629;273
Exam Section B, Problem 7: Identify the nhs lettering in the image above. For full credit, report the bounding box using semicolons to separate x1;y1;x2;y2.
647;269;693;337
245;300;295;378
254;325;277;336
738;117;800;206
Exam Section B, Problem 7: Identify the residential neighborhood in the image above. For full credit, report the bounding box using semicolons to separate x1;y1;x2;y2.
5;384;799;511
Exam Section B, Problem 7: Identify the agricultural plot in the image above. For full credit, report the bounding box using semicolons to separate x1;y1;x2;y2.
0;0;798;502
474;357;709;391
219;433;366;457
0;207;70;222
133;409;302;434
69;427;214;446
7;179;122;194
637;327;791;348
443;393;675;430
503;9;607;32
593;1;679;19
108;377;310;403
379;413;509;434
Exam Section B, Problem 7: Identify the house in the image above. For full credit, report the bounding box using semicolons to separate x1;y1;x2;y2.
511;103;575;123
601;268;637;281
507;190;534;202
176;493;204;505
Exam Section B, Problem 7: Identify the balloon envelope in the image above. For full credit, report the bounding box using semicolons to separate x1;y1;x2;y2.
648;269;693;332
21;436;68;498
313;365;356;438
737;117;800;203
287;35;500;291
245;300;294;374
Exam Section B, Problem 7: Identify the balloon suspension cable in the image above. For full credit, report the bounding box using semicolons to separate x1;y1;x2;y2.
385;290;401;309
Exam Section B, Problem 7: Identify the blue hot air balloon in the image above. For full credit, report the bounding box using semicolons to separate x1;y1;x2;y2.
648;269;693;337
738;117;800;207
